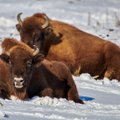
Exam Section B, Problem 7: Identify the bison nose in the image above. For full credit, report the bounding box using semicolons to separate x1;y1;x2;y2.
14;77;24;89
20;80;24;83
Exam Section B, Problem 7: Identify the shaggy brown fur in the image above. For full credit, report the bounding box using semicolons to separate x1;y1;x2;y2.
16;13;120;81
2;38;34;54
0;38;38;99
0;58;28;100
0;39;84;103
0;59;11;99
2;38;19;53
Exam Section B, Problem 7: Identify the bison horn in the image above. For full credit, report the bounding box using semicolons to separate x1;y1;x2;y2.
17;12;23;27
32;45;39;56
41;15;49;29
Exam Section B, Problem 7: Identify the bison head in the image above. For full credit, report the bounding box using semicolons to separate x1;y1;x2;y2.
0;45;44;91
16;13;62;55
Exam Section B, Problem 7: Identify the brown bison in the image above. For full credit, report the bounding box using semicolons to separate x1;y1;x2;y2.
0;38;84;104
16;13;120;81
0;59;12;99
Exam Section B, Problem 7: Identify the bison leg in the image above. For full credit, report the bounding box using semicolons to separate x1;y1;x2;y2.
0;87;9;99
66;70;84;104
104;68;114;80
67;87;84;104
73;65;81;76
40;88;53;98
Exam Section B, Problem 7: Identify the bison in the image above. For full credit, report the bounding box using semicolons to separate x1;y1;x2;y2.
16;13;120;81
0;38;84;104
0;59;12;99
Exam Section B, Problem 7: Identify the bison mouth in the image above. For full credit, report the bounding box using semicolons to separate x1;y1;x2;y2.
14;77;24;89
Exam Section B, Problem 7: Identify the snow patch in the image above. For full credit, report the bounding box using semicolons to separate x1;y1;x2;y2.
31;96;65;106
0;111;6;119
0;17;15;27
0;0;120;120
10;95;20;101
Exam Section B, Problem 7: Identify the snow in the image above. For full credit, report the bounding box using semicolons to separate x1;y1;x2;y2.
0;0;120;120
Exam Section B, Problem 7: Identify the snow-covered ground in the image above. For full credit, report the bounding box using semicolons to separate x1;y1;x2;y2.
0;0;120;120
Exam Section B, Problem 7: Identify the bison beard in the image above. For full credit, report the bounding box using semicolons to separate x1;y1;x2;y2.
12;88;28;100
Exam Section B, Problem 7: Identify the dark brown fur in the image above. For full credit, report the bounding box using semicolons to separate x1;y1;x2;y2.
29;59;83;103
0;59;28;100
16;13;120;81
0;39;84;104
0;59;11;99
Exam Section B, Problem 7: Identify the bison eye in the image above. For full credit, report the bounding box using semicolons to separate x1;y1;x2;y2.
26;60;32;67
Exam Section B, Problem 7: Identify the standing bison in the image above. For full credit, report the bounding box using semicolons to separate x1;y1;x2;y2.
16;13;120;81
0;38;84;104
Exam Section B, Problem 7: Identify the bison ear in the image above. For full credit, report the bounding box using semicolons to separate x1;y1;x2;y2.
0;53;10;63
44;27;62;44
16;24;21;32
32;53;45;64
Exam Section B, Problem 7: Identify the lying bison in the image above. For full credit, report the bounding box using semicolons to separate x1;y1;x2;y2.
0;38;84;104
0;59;12;99
16;13;120;81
